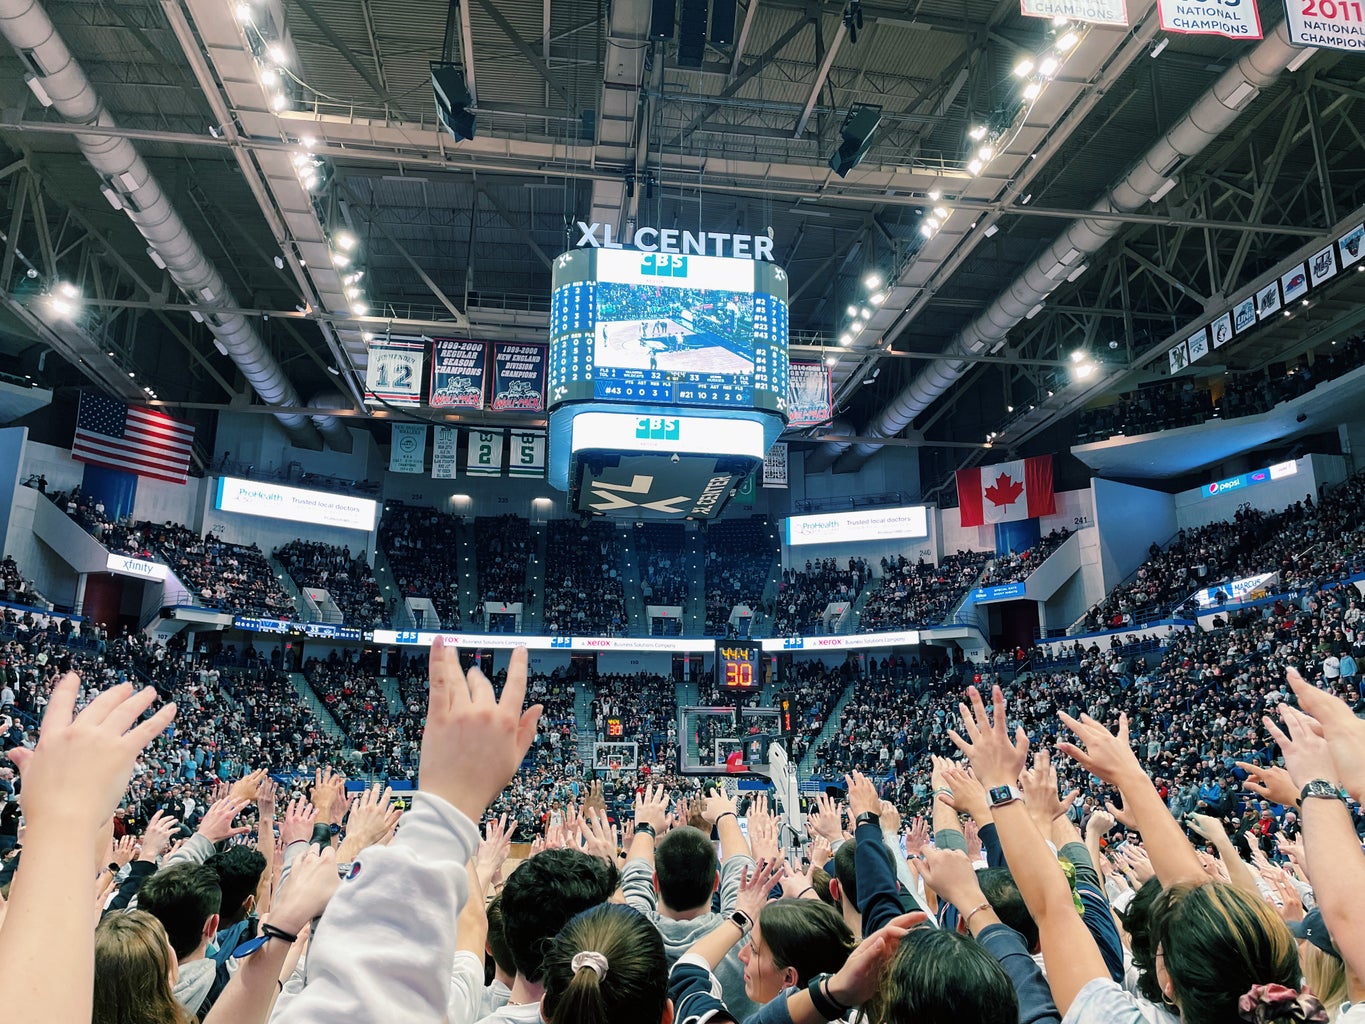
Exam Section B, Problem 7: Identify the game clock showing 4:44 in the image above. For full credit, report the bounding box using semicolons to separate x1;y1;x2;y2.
716;641;760;689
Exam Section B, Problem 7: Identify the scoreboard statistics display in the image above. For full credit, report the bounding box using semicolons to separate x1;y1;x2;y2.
716;641;761;689
549;248;789;414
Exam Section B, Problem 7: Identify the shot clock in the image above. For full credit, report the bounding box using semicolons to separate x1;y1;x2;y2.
716;641;760;689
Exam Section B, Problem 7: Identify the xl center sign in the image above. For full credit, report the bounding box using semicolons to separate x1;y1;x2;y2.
575;455;740;520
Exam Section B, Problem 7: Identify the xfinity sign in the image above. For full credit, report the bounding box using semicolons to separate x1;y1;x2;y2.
575;222;775;261
106;554;169;581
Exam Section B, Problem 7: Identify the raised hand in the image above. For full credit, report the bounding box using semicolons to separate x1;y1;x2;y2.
1263;703;1339;790
137;810;180;862
338;784;401;861
421;640;541;822
477;813;513;885
633;784;669;834
1022;749;1080;823
1103;799;1137;831
844;771;882;821
269;845;341;935
280;795;318;847
310;767;348;824
748;797;781;863
1086;808;1116;841
918;845;988;913
256;775;279;823
735;857;786;925
1118;844;1154;885
1261;865;1305;924
583;780;606;815
948;685;1030;789
1056;710;1142;788
826;913;927;1008
964;820;984;861
196;796;252;844
941;765;991;822
229;767;270;805
878;800;903;837
809;835;833;868
902;815;930;858
1235;761;1300;808
701;785;738;826
806;792;844;842
1285;667;1365;800
5;674;176;834
110;834;140;868
579;808;618;865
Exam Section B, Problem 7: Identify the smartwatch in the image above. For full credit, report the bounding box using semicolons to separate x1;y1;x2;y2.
328;822;342;836
1299;779;1349;804
854;811;880;829
988;785;1023;808
730;909;754;936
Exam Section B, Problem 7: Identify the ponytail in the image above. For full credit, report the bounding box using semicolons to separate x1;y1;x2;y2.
549;957;608;1024
542;905;667;1024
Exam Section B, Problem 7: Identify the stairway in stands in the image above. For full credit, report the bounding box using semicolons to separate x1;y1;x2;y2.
376;675;405;716
286;671;349;742
683;529;707;635
619;526;648;633
796;680;860;789
574;678;596;764
266;555;306;616
524;522;549;632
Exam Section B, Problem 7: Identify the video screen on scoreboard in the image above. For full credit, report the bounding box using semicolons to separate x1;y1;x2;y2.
548;248;789;414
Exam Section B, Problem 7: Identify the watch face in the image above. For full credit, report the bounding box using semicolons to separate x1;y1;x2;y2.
989;786;1015;804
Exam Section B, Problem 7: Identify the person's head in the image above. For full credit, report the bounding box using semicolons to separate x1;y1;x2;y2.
1291;909;1347;1014
972;868;1038;952
486;893;517;980
1115;877;1169;1005
738;898;856;1003
93;911;192;1024
204;846;267;927
1150;883;1300;1024
868;925;1017;1024
501;849;618;983
652;826;718;913
541;904;670;1024
135;863;222;960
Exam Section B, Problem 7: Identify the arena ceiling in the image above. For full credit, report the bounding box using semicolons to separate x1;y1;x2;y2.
0;0;1360;483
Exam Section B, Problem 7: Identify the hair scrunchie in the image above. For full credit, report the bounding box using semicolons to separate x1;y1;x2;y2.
571;951;610;979
1237;984;1329;1023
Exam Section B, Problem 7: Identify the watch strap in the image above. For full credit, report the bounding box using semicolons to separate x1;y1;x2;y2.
854;811;880;828
988;785;1023;808
1299;779;1348;804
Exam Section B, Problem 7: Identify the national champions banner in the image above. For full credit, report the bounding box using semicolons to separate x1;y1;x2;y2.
432;426;459;480
509;431;547;478
787;361;833;427
389;423;427;474
467;429;505;477
365;339;425;406
430;339;487;409
1021;0;1127;25
1284;0;1365;49
491;344;547;412
1157;0;1261;38
762;443;789;488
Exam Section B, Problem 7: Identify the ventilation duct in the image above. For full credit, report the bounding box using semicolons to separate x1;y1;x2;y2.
831;21;1305;471
306;392;354;453
802;419;855;474
0;0;350;450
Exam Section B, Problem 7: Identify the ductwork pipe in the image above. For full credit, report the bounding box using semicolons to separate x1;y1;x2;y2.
802;419;855;474
0;0;337;450
307;392;354;452
832;21;1305;471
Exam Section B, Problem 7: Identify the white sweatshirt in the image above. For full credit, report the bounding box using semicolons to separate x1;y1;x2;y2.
271;792;478;1024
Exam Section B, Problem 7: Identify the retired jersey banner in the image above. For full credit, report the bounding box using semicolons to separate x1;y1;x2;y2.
389;423;427;474
1158;0;1262;38
467;429;504;477
365;340;425;406
431;426;459;480
491;344;547;412
430;339;487;409
762;443;789;488
787;361;833;427
1021;0;1127;25
508;431;547;478
957;456;1055;527
1285;0;1365;49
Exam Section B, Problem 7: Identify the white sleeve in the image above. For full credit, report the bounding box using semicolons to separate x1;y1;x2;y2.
445;951;488;1024
271;793;478;1024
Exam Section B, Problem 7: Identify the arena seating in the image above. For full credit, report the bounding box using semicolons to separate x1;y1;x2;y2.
702;517;779;636
0;555;40;607
634;522;689;606
379;504;463;629
545;520;627;635
300;655;417;775
275;541;385;627
771;557;870;637
858;550;988;632
977;528;1072;586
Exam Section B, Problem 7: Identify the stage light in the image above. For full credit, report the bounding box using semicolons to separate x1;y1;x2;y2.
1014;58;1034;77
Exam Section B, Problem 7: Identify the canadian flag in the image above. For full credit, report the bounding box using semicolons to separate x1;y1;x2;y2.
956;456;1055;527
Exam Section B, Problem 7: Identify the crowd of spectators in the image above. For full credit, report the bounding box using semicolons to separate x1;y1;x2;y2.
379;504;463;629
702;517;779;636
770;557;870;637
473;514;534;615
634;523;689;607
299;653;414;775
859;550;988;632
0;555;40;607
1077;329;1365;442
545;521;627;635
274;541;385;628
591;672;678;765
978;527;1072;587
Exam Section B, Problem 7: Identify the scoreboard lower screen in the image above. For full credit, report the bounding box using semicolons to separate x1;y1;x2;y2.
716;642;761;689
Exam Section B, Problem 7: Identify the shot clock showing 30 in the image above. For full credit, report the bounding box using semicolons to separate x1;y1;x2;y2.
1285;0;1365;49
717;642;760;689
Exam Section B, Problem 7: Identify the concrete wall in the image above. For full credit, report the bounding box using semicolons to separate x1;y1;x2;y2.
1092;478;1179;595
1173;455;1325;529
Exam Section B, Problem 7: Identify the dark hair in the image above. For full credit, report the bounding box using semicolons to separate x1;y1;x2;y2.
93;911;194;1024
1115;877;1167;1004
833;840;859;908
485;893;516;976
975;868;1038;952
759;899;856;986
542;904;667;1024
136;863;223;959
1149;883;1299;1024
653;826;717;912
502;849;618;982
204;846;267;926
870;926;1018;1024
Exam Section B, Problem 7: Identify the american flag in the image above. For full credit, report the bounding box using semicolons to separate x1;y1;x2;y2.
72;393;195;485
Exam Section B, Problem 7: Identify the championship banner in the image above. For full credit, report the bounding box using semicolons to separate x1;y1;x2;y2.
762;443;789;488
1158;0;1262;38
365;339;425;406
431;426;459;480
467;429;504;477
389;422;427;474
1021;0;1127;26
508;431;547;478
1284;0;1364;49
957;456;1056;527
430;339;487;409
1341;223;1364;270
490;344;547;412
787;361;833;426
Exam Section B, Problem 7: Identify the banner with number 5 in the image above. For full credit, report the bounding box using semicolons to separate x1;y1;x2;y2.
1158;0;1262;38
1284;0;1365;49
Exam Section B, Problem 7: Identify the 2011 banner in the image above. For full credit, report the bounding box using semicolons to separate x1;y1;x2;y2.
430;339;487;408
1284;0;1365;50
490;344;547;411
